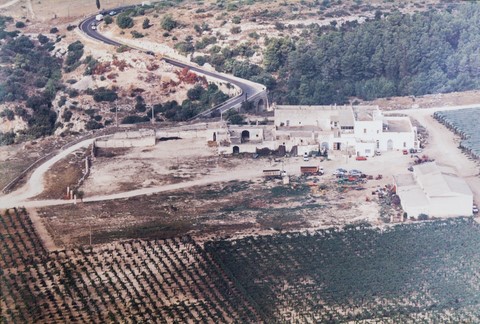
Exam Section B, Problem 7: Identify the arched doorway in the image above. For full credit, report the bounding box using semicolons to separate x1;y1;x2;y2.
387;139;393;150
213;132;217;142
257;99;265;111
241;130;250;143
233;146;240;154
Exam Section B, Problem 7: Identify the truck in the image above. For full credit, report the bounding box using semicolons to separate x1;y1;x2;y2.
300;166;324;175
95;14;104;21
263;169;287;178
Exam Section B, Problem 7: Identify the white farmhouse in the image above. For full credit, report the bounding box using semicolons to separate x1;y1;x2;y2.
212;105;417;157
352;106;417;157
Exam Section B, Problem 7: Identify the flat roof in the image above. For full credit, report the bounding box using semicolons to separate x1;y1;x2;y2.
353;106;380;121
276;105;351;111
393;173;416;187
414;162;473;197
384;119;412;133
398;187;430;208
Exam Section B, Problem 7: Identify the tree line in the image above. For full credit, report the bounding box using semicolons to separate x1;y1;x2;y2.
261;4;480;104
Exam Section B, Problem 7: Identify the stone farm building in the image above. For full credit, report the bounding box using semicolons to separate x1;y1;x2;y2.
213;105;418;157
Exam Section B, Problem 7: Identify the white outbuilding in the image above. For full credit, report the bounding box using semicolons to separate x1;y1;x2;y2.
394;162;473;218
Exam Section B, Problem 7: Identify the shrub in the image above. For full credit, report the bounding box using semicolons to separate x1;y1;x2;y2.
142;18;150;29
62;109;73;122
161;15;177;31
15;21;25;28
117;14;134;29
194;24;202;34
275;22;285;30
192;55;206;66
131;30;144;38
0;108;15;121
0;131;15;145
227;111;245;125
116;45;129;53
121;115;149;124
187;84;204;101
92;87;118;102
418;213;429;220
104;15;113;25
37;34;49;44
49;27;58;33
135;95;146;112
232;16;241;24
65;41;84;67
230;26;241;34
14;106;28;119
85;120;103;130
174;41;194;54
67;89;79;98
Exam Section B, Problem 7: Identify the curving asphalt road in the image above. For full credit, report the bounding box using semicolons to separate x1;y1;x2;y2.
78;5;266;118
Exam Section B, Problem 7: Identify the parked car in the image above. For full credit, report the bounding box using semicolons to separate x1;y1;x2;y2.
473;204;479;214
409;148;417;154
109;11;117;16
303;156;309;162
375;150;381;156
334;168;347;176
356;156;367;161
402;149;409;155
349;169;362;176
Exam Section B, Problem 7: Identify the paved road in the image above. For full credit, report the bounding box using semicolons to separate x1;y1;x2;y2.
78;5;266;118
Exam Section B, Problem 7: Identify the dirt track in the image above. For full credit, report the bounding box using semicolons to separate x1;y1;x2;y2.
398;105;480;205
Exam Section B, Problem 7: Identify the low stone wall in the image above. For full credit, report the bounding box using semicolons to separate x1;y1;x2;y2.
156;130;209;139
95;129;156;148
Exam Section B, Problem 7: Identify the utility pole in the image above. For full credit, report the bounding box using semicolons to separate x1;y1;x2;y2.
346;141;349;164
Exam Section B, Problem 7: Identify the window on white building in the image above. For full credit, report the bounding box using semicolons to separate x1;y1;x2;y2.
364;129;367;134
403;142;406;147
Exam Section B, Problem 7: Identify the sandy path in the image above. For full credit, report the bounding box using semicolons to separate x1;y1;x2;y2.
0;167;260;209
26;0;35;19
0;138;96;207
393;105;480;205
0;0;20;9
27;208;59;251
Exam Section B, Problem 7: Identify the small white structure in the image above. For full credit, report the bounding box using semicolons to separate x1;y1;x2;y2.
394;162;473;217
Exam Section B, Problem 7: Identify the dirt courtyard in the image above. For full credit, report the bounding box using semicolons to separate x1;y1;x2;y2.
82;136;415;199
40;133;422;248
